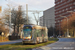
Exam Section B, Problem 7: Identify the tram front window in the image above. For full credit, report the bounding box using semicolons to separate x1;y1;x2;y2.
23;29;31;37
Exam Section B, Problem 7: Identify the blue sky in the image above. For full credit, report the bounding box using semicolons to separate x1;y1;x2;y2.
0;0;55;24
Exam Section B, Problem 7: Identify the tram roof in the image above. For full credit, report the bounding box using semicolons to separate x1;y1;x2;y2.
23;24;47;30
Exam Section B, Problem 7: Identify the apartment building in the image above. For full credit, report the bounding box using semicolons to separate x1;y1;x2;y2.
55;0;75;30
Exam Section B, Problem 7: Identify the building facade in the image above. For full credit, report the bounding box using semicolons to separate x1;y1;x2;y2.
55;0;75;35
43;7;55;28
39;16;43;26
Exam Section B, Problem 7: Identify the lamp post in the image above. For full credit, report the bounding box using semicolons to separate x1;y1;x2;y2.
60;16;69;37
67;11;74;15
66;17;69;37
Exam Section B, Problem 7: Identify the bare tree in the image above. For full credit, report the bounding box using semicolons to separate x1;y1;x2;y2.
11;9;17;34
2;8;10;25
11;5;30;34
2;5;31;36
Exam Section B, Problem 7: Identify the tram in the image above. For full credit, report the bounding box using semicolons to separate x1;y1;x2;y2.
22;25;48;44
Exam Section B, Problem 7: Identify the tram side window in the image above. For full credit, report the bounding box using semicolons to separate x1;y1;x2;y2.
34;29;37;38
39;30;41;37
33;29;38;38
36;29;41;37
44;31;46;36
41;30;43;36
42;30;46;37
41;30;44;36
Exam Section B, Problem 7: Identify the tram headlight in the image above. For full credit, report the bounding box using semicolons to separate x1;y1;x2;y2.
23;36;31;39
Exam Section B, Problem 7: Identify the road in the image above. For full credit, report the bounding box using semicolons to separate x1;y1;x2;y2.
33;38;75;50
0;39;22;45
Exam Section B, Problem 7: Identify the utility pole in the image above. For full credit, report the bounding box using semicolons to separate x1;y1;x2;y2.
26;4;28;25
24;10;43;25
33;11;42;25
37;11;40;25
33;12;38;25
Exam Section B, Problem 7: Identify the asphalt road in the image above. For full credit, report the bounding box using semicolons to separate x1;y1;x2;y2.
0;39;22;45
33;38;75;50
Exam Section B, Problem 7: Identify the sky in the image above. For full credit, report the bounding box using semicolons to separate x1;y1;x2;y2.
0;0;55;24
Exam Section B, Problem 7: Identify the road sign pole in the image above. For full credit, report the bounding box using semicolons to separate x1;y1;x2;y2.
2;32;4;42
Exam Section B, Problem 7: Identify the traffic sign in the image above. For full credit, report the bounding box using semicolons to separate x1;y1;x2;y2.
2;32;4;36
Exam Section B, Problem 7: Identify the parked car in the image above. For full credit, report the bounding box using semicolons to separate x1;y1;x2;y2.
67;35;71;37
57;35;61;38
50;36;54;38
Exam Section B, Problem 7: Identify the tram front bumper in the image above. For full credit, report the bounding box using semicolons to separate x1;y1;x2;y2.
22;40;34;43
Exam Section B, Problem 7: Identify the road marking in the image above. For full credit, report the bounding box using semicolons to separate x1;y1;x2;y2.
51;47;74;49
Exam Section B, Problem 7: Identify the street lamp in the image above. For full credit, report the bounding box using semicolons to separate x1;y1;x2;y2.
67;11;74;14
60;16;69;37
67;11;75;17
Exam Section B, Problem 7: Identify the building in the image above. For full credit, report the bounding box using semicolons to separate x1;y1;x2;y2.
55;0;75;35
43;7;55;28
39;16;43;26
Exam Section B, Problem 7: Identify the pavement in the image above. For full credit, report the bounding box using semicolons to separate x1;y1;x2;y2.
0;39;22;45
33;38;75;50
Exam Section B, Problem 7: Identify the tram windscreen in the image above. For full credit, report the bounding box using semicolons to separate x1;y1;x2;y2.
23;28;31;37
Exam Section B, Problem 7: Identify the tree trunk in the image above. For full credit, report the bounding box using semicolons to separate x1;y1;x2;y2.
17;16;20;34
14;25;15;33
74;30;75;37
14;16;16;34
72;30;75;37
17;24;19;33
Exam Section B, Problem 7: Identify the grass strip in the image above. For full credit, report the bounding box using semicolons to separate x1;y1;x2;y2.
0;38;58;50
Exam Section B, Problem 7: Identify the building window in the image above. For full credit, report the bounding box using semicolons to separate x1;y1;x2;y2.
62;9;64;11
60;0;62;2
56;0;58;1
66;8;68;10
68;0;71;2
61;20;62;22
74;9;75;11
73;5;75;8
73;2;75;4
70;7;72;9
